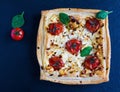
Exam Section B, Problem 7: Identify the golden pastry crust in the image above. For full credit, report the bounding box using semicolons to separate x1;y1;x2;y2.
37;8;111;85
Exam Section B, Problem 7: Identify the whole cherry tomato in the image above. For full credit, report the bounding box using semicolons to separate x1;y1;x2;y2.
84;55;100;70
11;28;24;41
49;56;64;70
48;23;63;35
85;18;100;33
65;39;82;55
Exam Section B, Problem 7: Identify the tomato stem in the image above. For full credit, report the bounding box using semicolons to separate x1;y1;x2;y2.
107;11;113;14
21;11;24;16
14;31;20;36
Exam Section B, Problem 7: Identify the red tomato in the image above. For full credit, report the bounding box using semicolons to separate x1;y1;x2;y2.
48;23;63;35
11;28;24;41
49;56;64;70
65;39;82;55
85;18;100;33
84;55;100;70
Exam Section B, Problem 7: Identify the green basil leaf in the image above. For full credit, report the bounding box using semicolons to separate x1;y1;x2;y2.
59;13;70;25
12;11;25;28
96;10;112;19
80;46;92;57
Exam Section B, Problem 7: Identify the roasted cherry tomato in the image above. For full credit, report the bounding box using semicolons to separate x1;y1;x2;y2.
48;23;63;35
49;56;64;70
85;18;100;33
11;28;24;41
65;39;82;55
84;55;100;70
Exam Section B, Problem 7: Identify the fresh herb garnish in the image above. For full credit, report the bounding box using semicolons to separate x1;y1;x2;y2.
12;11;25;28
80;46;92;57
59;13;70;25
96;10;112;19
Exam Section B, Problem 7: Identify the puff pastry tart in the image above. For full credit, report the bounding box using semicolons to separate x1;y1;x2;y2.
37;8;111;84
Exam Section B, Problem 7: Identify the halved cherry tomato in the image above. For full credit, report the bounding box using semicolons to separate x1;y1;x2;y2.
49;56;64;70
48;23;63;35
65;39;82;55
11;28;24;41
84;55;100;70
85;18;100;33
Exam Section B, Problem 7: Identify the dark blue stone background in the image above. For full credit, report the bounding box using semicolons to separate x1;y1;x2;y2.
0;0;119;92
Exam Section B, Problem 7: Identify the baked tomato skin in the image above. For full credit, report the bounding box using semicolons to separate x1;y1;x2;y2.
11;28;24;41
85;18;100;33
48;23;63;35
84;55;100;70
65;39;82;55
49;56;64;70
